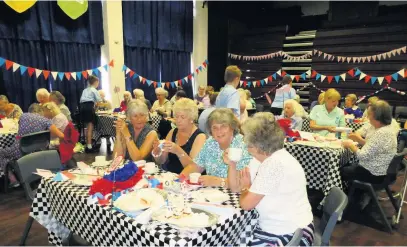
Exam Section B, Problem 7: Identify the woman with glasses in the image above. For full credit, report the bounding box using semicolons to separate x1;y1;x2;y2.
152;98;206;174
151;88;172;117
180;108;252;187
113;100;158;161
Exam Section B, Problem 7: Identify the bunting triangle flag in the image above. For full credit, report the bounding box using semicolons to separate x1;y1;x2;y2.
398;69;405;78
306;70;311;76
295;75;300;82
281;71;287;77
391;73;398;81
347;69;354;77
198;66;203;72
27;67;35;77
354;69;361;76
301;73;306;80
402;46;406;53
173;80;177;87
157;82;161;88
334;75;340;83
264;78;269;84
316;73;321;80
71;72;77;80
122;65;127;72
43;70;50;80
397;49;402;55
362;57;366;63
82;71;88;79
272;73;277;80
247;81;252;87
377;77;384;85
165;82;170;89
347;57;351;63
142;77;146;84
377;54;382;61
290;75;295;81
382;53;387;59
364;75;371;83
391;50;396;56
253;81;257;88
35;69;42;78
146;80;152;86
352;57;357;63
321;75;326;82
313;49;318;55
371;77;377;85
104;64;109;72
372;55;377;62
359;73;366;80
260;80;264;86
337;56;341;62
12;63;20;72
129;70;135;78
276;70;281;76
138;75;143;81
367;56;371;62
92;68;99;76
125;68;131;74
153;81;157;88
87;69;93;76
76;71;81;80
51;72;58;80
327;76;333;83
0;58;5;67
239;81;244;87
5;60;13;70
340;73;346;81
384;75;392;84
18;66;27;75
58;72;64;81
311;70;317;78
109;60;114;67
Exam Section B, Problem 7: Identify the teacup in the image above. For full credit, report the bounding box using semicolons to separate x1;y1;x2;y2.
144;162;157;174
189;173;201;183
228;148;243;162
136;160;146;167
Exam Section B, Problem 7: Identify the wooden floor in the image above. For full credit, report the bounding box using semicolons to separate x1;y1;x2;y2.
1;141;407;246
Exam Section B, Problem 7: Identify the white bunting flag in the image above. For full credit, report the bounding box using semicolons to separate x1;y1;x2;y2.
340;73;346;81
277;70;282;76
318;51;322;57
12;63;20;72
342;57;347;63
139;75;143;81
347;57;351;63
372;55;377;62
323;53;327;59
337;56;341;62
331;55;336;61
290;75;295;81
313;49;318;55
321;75;326;82
397;48;402;55
382;53;387;59
327;54;332;60
398;69;405;78
125;68;131;74
378;77;384;85
98;66;104;73
264;78;269;84
87;69;93;76
391;50;396;56
357;57;361;63
71;72;77;80
240;80;244;87
402;46;406;53
306;70;311;76
253;81;257;88
174;81;178;87
35;69;42;78
359;73;366;80
51;72;58;80
161;83;165;88
367;56;371;62
352;57;357;63
362;57;366;63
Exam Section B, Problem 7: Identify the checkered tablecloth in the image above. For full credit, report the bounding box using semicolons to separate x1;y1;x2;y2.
284;142;353;196
0;132;16;149
301;118;364;132
93;115;116;142
150;114;162;131
30;176;259;246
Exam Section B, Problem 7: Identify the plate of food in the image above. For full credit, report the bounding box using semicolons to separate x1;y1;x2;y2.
191;189;229;204
152;207;218;228
113;188;167;212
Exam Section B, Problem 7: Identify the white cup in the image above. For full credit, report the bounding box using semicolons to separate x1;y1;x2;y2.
136;160;146;167
189;173;201;183
144;162;157;173
95;156;106;163
228;148;243;162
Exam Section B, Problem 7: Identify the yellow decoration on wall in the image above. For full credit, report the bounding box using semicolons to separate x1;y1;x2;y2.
4;0;37;13
57;0;88;20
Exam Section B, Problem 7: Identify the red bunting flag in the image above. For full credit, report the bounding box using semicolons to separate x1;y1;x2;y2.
178;79;182;85
311;70;317;78
364;75;371;83
295;75;300;82
195;68;199;74
243;81;247;87
268;76;273;82
203;62;207;68
347;69;354;77
82;71;88;79
129;71;135;78
5;60;13;70
27;67;35;77
43;70;50;80
257;81;261;87
385;75;392;84
109;60;114;67
405;70;407;78
65;73;71;80
165;82;170;88
187;74;192;80
142;77;146;84
153;81;157;88
327;76;333;83
281;71;287;77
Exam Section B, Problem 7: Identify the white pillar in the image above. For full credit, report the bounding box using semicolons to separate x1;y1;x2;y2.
101;0;125;108
192;1;208;93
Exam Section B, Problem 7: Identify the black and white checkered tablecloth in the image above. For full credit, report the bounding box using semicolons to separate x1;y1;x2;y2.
150;115;162;131
93;115;116;142
30;176;259;246
284;142;353;196
0;132;16;149
301;118;364;132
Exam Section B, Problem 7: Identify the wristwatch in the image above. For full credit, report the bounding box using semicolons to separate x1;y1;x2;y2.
220;178;226;188
125;136;133;143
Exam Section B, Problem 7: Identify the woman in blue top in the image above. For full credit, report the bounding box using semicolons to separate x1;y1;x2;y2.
79;76;102;153
271;76;296;116
180;108;252;188
344;94;363;119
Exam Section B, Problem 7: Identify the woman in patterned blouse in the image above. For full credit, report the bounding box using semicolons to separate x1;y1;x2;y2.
0;95;23;120
180;108;252;187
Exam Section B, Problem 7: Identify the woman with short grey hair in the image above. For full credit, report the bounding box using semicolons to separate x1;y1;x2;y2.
180;108;252;187
36;88;50;105
151;88;172;117
49;91;72;121
275;99;305;130
113;99;158;161
228;112;314;246
133;88;152;110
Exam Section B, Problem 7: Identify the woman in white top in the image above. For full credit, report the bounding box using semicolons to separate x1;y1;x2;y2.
151;88;172;117
227;112;314;246
43;102;68;148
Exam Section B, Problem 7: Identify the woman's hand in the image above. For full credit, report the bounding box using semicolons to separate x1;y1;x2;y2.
342;139;354;149
152;139;162;156
326;126;337;133
161;140;182;155
118;119;131;138
223;149;237;167
348;132;363;143
240;167;252;190
198;175;221;187
114;119;125;136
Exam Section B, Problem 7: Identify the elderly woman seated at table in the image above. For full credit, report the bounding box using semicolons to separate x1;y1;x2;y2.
309;88;345;136
120;91;132;112
342;100;397;185
344;94;363;119
36;88;50;106
0;95;22;120
362;96;379;120
49;91;71;121
152;98;206;174
228;112;314;246
194;85;207;103
0;103;64;187
113;100;158;161
180;108;252;187
96;90;112;111
43;102;69;147
151;88;172;117
237;89;249;123
133;89;151;110
275;99;305;131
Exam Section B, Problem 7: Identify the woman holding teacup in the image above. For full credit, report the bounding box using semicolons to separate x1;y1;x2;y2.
113;100;158;161
180;108;252;187
152;98;206;174
228;112;314;246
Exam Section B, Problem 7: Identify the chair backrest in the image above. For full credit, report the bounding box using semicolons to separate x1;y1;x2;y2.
20;130;50;155
319;187;348;246
395;106;407;119
385;148;407;182
286;228;303;246
256;104;264;112
397;130;407;153
14;150;62;200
